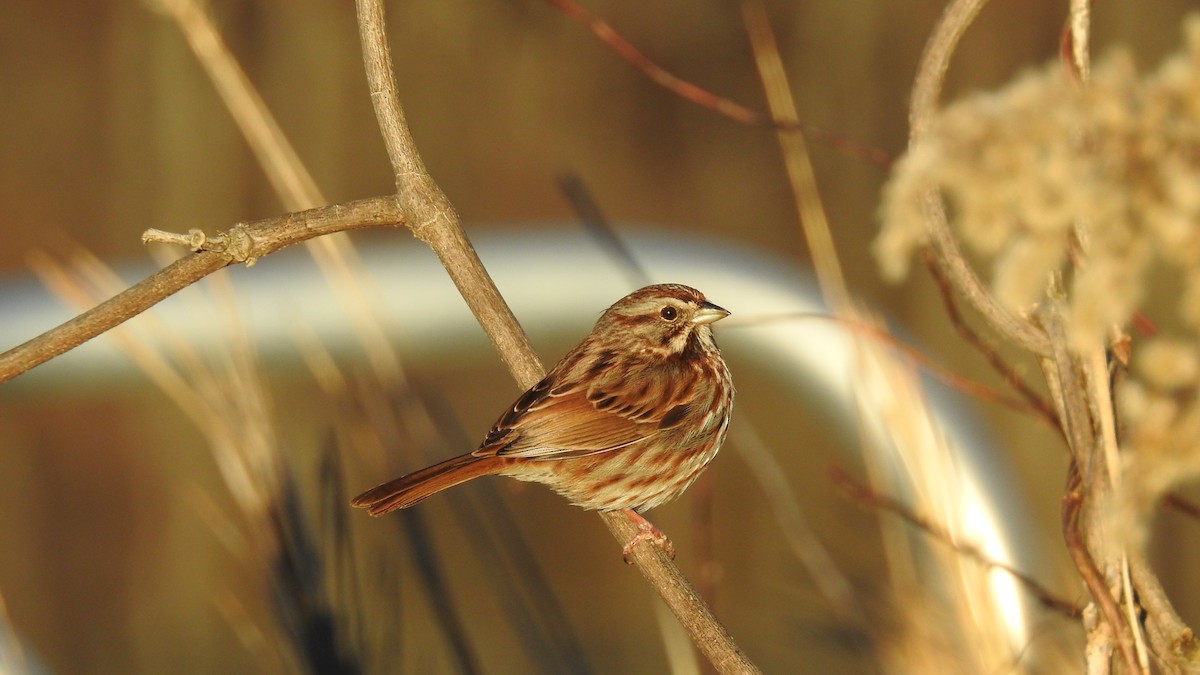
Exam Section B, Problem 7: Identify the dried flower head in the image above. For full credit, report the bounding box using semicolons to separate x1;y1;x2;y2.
877;16;1200;352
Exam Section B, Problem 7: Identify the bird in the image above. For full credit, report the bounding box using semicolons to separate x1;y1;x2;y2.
351;283;733;559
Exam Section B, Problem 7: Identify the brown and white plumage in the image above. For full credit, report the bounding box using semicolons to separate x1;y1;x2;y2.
351;283;733;518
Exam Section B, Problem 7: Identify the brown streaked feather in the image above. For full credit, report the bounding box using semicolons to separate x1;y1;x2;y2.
350;453;509;515
477;342;709;460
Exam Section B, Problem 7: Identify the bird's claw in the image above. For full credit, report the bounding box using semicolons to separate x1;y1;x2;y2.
621;510;676;563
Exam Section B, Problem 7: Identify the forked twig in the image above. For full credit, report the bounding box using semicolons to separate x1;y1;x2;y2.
909;0;1052;356
920;249;1059;428
0;197;402;385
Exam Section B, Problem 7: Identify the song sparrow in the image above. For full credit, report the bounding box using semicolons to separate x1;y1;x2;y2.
351;283;733;558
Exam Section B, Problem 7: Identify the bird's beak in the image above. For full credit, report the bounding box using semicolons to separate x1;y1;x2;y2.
692;301;731;325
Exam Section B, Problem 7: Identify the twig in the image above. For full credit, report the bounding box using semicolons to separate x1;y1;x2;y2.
920;249;1060;428
1166;494;1200;521
544;0;767;127
355;0;541;389
543;0;893;169
1127;552;1200;672
908;0;1052;356
829;465;1080;618
161;0;404;384
353;1;758;672
1063;464;1140;674
0;196;403;385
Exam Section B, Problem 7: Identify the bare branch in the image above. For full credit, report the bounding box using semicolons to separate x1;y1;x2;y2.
353;1;759;671
0;196;402;385
920;249;1061;428
543;0;893;168
909;0;1052;356
1063;464;1140;674
355;0;542;389
829;465;1080;618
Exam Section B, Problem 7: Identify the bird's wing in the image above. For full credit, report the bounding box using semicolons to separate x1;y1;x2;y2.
475;360;699;460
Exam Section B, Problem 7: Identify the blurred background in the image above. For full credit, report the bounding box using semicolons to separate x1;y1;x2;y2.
1;0;1198;673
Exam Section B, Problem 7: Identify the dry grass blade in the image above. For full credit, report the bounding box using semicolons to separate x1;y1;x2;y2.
0;592;31;674
731;424;865;626
739;0;848;313
394;380;597;673
159;0;402;383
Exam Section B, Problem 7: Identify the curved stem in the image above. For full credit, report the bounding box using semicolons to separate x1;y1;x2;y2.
909;0;1052;356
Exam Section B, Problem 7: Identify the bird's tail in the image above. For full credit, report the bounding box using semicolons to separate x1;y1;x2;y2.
350;453;508;515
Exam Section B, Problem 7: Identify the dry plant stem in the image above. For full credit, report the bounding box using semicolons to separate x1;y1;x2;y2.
910;0;1052;356
0;196;402;385
1069;0;1092;82
1064;3;1147;667
165;0;403;383
1041;308;1141;675
1064;466;1140;674
355;0;539;388
1127;553;1199;672
920;250;1060;427
741;0;849;313
829;465;1080;618
354;1;758;672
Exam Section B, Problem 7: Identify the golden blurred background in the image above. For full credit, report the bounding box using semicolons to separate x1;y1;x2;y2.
1;0;1198;673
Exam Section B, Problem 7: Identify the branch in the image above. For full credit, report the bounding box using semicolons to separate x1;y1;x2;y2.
355;0;541;389
0;196;403;385
543;0;893;169
1063;464;1140;674
829;465;1080;618
920;249;1060;428
353;1;758;672
909;0;1052;356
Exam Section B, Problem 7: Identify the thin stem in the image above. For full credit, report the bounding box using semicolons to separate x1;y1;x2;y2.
909;0;1052;356
355;0;541;388
0;196;402;385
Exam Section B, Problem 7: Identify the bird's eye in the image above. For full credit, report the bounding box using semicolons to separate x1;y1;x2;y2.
660;306;678;321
